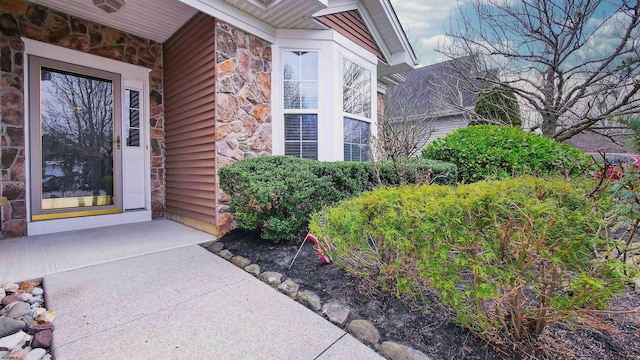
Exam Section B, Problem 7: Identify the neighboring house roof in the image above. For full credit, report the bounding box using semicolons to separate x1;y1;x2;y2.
385;57;496;121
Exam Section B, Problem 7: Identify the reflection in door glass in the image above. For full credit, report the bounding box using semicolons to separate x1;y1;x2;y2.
125;89;140;147
40;67;114;210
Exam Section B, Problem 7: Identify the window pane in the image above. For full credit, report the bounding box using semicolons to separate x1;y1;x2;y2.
300;81;318;109
301;142;318;160
284;51;317;110
284;81;300;109
300;52;318;81
285;115;301;141
283;52;300;81
301;115;317;141
285;114;317;159
342;59;371;118
285;142;301;157
127;128;140;147
344;117;370;162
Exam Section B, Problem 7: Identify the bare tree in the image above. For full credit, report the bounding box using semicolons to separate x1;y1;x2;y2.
440;0;640;141
42;71;113;197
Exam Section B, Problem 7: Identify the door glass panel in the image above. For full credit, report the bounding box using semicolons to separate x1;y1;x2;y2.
40;67;114;210
125;89;140;147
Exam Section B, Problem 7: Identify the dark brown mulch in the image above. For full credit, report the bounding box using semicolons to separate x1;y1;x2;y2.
207;229;640;360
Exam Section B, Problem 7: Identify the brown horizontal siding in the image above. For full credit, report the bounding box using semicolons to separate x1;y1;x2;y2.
164;12;217;226
316;10;385;62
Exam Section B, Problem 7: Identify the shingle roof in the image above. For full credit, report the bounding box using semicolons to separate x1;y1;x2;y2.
385;56;497;118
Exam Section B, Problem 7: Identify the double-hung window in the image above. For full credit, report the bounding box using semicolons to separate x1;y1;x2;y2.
342;58;372;161
283;51;318;159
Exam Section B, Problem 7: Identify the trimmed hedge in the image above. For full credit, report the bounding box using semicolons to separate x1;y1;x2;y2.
422;125;593;183
310;177;627;343
218;156;457;242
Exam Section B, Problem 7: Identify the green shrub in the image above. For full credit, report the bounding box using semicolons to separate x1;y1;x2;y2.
219;156;457;242
422;125;592;183
310;177;629;344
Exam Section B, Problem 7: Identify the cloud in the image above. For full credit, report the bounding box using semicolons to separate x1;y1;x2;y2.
390;0;465;65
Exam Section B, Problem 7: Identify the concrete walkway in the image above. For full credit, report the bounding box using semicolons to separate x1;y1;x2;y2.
0;220;214;284
1;221;382;359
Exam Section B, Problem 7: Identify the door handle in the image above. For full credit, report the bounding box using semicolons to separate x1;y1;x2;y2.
116;135;121;150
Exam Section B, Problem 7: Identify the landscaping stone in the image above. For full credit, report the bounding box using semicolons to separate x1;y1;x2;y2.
27;296;43;306
17;293;32;302
297;290;322;311
0;331;31;351
30;288;43;297
5;302;30;319
35;311;55;324
18;282;35;294
2;295;19;306
322;302;350;325
11;348;28;360
231;256;251;268
24;323;54;336
377;341;432;360
218;249;233;260
258;271;283;286
244;264;260;276
0;317;24;337
277;279;299;298
31;329;52;348
348;320;380;345
23;348;46;360
207;242;225;253
28;308;46;321
2;283;19;293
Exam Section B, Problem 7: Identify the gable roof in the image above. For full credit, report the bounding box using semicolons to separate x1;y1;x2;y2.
316;10;386;62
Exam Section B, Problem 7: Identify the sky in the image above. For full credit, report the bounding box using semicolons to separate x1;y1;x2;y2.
390;0;464;66
389;0;632;68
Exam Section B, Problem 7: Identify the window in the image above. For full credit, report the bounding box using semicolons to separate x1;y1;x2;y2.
343;58;371;118
344;117;370;161
285;114;318;159
342;58;372;161
283;51;318;159
125;89;140;147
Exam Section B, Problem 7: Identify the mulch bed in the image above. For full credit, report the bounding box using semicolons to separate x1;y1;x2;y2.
207;229;640;360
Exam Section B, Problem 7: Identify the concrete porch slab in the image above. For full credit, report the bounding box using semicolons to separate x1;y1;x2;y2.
45;245;382;360
0;219;215;284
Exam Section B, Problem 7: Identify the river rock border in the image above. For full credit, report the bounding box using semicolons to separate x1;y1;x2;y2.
202;241;432;360
0;280;54;360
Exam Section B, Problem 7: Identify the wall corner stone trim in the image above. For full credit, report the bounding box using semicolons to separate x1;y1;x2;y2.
214;20;272;236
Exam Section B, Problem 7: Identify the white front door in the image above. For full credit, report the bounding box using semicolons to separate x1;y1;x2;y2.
122;80;147;210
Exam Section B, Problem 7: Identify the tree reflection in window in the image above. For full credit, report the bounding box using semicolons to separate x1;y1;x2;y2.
283;51;318;109
41;67;114;201
343;59;371;118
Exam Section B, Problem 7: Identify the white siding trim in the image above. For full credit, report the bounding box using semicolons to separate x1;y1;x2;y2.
179;0;276;42
272;29;378;161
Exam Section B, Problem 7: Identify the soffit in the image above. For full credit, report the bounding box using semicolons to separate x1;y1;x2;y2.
28;0;198;43
223;0;327;30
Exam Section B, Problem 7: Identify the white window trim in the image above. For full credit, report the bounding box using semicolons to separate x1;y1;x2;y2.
22;38;152;235
272;30;378;161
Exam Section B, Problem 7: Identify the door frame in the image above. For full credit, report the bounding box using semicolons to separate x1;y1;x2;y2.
23;38;153;235
28;55;124;220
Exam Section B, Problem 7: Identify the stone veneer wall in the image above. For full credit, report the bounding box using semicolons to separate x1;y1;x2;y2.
214;20;272;235
0;0;165;237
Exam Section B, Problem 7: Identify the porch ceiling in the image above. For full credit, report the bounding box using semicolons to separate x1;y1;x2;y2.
223;0;327;30
29;0;198;43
